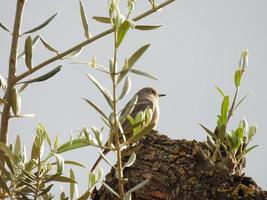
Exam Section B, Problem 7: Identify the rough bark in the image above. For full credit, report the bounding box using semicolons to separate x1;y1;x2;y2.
92;131;267;200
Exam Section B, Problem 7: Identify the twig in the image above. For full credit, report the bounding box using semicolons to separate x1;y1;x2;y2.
0;0;25;162
14;0;176;83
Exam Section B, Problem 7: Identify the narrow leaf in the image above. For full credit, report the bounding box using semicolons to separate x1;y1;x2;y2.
22;13;58;35
14;135;21;156
79;0;90;39
25;36;33;70
221;95;229;126
0;142;15;163
93;16;111;24
54;153;64;174
124;153;136;168
116;20;131;48
0;22;11;33
234;93;251;112
102;182;120;197
86;74;113;107
18;35;39;59
48;175;77;183
199;123;218;140
56;138;89;154
40;36;59;54
243;145;258;155
70;169;76;200
77;190;91;200
0;74;7;91
126;179;149;195
214;85;226;97
130;69;158;80
117;44;150;84
118;76;131;100
135;25;162;31
0;176;10;195
83;98;108;120
21;65;62;84
234;69;242;88
11;88;21;116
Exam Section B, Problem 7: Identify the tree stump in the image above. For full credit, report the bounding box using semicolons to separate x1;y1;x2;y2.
92;131;267;200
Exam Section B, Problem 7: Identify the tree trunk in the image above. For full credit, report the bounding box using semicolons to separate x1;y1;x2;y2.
92;131;267;200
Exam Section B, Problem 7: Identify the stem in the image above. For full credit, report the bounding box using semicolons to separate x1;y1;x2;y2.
112;30;125;199
34;156;41;200
14;0;175;83
227;87;239;123
0;0;25;162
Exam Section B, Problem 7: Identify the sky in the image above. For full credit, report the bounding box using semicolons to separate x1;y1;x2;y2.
0;0;267;196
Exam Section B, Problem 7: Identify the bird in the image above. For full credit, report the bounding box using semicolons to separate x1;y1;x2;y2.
90;87;165;172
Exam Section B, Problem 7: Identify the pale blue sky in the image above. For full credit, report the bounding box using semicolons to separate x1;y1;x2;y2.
1;0;266;196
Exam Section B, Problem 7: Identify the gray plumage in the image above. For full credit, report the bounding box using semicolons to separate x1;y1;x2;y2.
90;87;164;172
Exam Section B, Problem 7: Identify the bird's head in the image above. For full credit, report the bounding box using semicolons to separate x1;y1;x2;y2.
136;87;166;101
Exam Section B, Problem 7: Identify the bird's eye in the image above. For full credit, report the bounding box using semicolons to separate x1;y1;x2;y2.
150;89;156;95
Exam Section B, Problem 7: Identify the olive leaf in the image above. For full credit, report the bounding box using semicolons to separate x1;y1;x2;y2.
93;16;111;24
11;88;21;116
0;22;11;34
25;36;33;70
21;65;62;84
135;24;161;31
79;0;91;39
18;35;40;59
22;13;58;35
118;76;131;100
117;44;150;84
39;36;59;54
130;69;158;80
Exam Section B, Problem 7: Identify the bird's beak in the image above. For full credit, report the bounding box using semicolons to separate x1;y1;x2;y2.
159;94;166;97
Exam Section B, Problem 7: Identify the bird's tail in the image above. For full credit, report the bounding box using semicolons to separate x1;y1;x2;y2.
90;149;109;172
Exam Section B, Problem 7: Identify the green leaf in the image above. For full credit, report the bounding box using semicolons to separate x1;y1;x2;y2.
48;175;77;183
119;95;138;123
248;125;257;141
56;138;89;154
93;16;111;24
125;179;149;195
199;123;218;140
243;145;258;155
135;25;162;31
0;175;10;195
234;69;242;88
11;88;21;116
79;0;91;39
40;36;59;54
70;169;76;200
130;69;158;80
21;65;62;84
25;36;33;70
22;13;58;35
18;35;40;59
14;135;21;156
86;74;113;107
116;19;131;48
83;98;108;120
0;22;11;34
117;44;150;84
221;95;229;126
127;122;155;144
124;153;136;168
77;190;91;200
54;153;64;174
91;126;102;146
38;184;54;196
214;85;226;97
102;182;120;197
51;160;85;168
0;142;15;163
118;76;131;100
234;93;250;112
